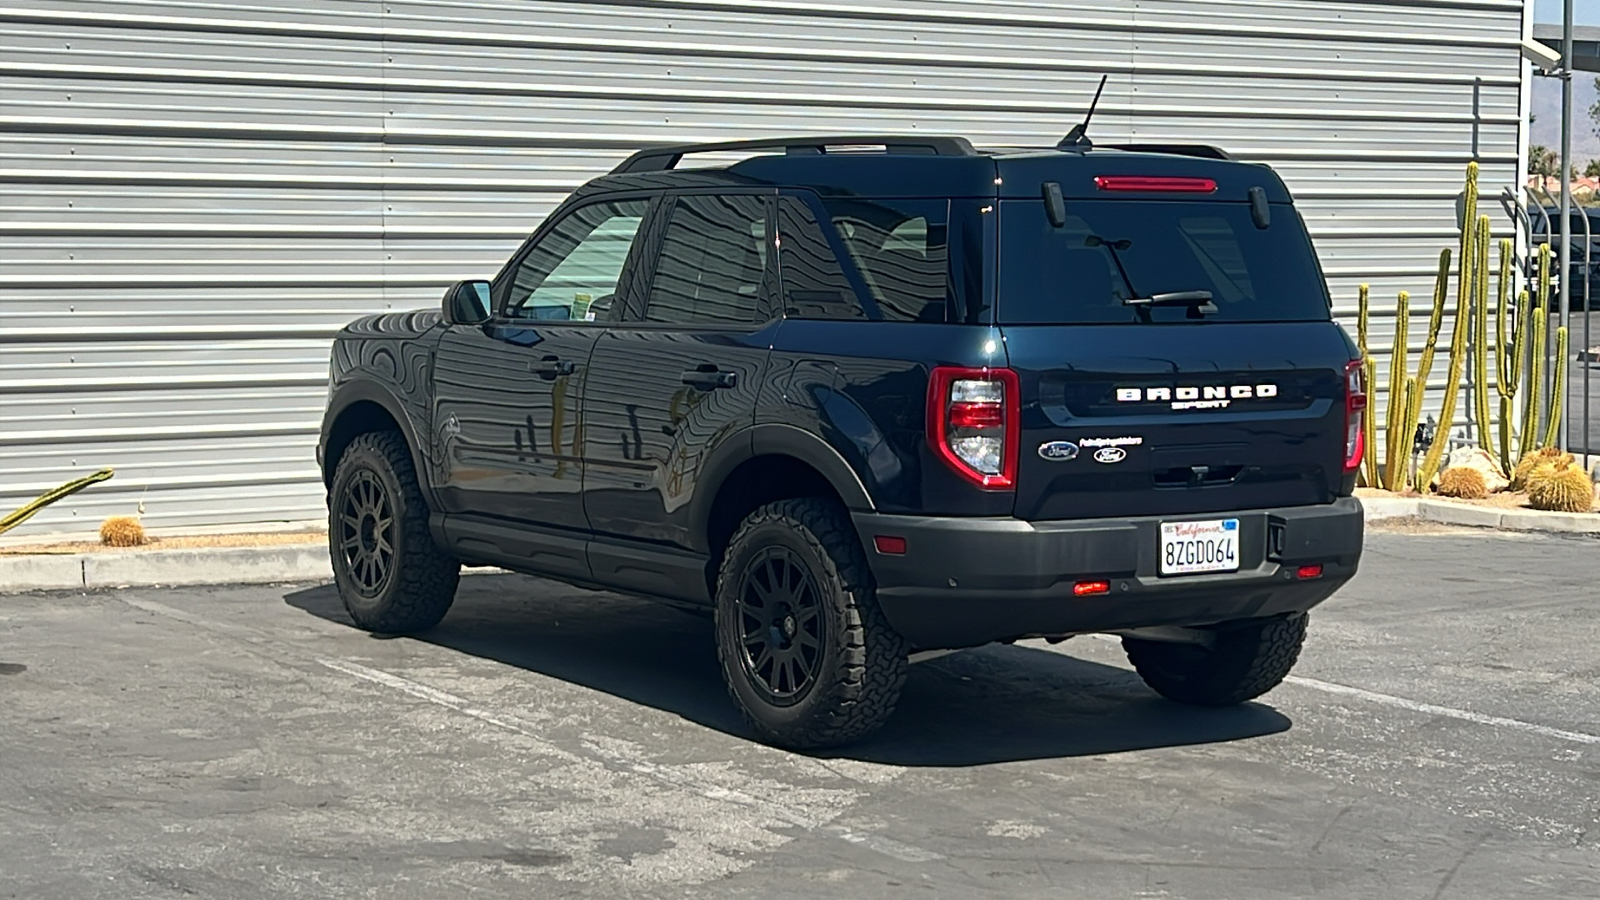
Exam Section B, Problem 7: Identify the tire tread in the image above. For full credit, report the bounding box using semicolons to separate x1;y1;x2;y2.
1123;614;1307;706
715;498;908;749
330;430;459;633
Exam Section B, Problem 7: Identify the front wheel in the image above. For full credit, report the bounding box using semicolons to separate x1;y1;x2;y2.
329;431;459;633
1122;614;1308;706
714;499;909;750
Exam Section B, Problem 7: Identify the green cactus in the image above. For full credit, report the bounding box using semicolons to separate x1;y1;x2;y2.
1384;290;1412;491
1521;288;1549;453
1471;222;1496;466
1416;212;1482;491
1356;284;1380;487
1543;326;1568;450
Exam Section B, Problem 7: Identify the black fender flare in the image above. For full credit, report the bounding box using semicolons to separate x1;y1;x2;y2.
320;380;437;504
688;423;876;553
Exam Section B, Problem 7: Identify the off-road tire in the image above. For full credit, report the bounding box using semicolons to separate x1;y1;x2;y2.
328;430;459;633
1122;613;1308;707
714;498;909;749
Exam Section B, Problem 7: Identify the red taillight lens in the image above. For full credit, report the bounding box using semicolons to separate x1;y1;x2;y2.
1343;359;1366;472
948;402;1005;430
1073;580;1111;596
1094;176;1218;193
927;366;1020;490
1296;564;1324;580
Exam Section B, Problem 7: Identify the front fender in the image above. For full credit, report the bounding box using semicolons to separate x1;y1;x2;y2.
320;380;438;505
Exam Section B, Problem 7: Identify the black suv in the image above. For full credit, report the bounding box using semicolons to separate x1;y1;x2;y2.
318;135;1366;748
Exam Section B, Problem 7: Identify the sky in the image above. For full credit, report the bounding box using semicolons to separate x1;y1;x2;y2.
1533;0;1600;27
1530;1;1600;167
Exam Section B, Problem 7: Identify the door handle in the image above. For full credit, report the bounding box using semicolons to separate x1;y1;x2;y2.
531;356;577;379
680;368;738;390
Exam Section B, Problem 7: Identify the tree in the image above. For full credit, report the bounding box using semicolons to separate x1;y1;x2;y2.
1530;144;1559;177
1591;77;1600;137
1587;159;1600;178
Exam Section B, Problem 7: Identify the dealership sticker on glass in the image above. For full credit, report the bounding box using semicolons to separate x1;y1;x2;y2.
1158;519;1239;576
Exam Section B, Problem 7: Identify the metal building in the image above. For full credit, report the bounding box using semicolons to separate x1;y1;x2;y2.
0;0;1530;536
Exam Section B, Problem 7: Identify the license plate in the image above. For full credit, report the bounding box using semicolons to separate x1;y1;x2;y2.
1159;519;1240;576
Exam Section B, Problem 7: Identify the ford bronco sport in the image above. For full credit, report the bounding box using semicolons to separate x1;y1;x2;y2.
318;134;1366;749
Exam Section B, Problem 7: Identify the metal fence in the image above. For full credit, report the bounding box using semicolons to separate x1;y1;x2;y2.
1517;186;1595;469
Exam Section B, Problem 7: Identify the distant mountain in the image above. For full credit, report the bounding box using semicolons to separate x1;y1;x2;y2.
1532;75;1600;170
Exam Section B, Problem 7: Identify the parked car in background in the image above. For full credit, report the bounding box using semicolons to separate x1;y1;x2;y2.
1529;205;1599;311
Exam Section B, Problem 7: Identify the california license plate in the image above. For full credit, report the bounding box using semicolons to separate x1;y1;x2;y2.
1159;519;1240;576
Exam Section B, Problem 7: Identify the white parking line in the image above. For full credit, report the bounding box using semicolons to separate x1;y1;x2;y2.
1283;675;1600;746
1083;633;1600;746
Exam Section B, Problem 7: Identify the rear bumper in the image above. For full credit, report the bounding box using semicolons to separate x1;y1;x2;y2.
853;498;1363;650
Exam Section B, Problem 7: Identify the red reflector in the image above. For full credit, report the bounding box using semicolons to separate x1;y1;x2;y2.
873;535;907;555
947;401;1004;430
1296;565;1324;580
1095;175;1218;193
1073;580;1111;596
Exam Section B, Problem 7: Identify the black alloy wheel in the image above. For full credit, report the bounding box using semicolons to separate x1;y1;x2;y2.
338;469;395;597
327;430;459;634
735;547;825;705
714;498;909;750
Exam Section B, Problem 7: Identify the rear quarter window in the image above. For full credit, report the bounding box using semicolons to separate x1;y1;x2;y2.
998;200;1330;325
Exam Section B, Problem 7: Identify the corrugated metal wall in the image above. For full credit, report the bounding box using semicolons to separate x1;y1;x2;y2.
0;0;1528;536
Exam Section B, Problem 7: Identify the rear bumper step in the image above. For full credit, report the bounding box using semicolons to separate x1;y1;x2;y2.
852;498;1363;650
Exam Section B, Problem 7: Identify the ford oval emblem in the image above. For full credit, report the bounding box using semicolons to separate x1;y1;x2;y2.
1037;441;1079;461
1093;446;1128;464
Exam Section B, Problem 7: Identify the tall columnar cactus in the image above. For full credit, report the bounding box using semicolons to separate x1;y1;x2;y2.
1384;290;1412;491
1543;326;1568;450
1491;239;1529;474
1416;211;1483;491
1470;224;1496;466
1357;285;1380;488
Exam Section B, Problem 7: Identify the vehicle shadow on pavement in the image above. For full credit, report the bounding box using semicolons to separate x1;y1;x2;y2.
284;573;1290;766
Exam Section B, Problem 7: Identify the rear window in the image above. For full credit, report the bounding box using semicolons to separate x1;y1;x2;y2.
997;200;1330;325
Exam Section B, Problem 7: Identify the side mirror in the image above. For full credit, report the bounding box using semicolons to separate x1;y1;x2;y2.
442;280;492;326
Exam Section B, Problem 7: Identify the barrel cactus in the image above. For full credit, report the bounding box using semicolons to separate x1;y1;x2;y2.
1527;462;1597;513
1436;467;1489;500
99;515;147;547
1510;446;1564;491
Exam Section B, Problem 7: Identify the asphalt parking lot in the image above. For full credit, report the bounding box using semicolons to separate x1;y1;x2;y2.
3;524;1599;899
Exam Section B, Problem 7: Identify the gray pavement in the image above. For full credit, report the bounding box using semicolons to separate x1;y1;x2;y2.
3;524;1599;899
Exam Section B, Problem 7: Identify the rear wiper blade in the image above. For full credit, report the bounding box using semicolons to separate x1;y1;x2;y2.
1123;290;1218;315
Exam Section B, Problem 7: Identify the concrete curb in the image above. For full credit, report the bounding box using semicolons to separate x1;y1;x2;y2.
2;543;329;594
1362;497;1600;535
4;498;1598;594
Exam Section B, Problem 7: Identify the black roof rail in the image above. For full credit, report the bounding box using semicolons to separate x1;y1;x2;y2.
610;135;979;174
1101;143;1234;161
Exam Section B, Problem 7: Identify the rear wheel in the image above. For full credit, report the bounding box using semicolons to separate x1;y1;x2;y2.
1122;614;1307;706
714;499;909;749
329;431;459;633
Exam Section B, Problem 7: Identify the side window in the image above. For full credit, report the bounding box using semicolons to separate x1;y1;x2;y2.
646;194;770;325
777;197;865;320
821;198;950;323
506;199;649;321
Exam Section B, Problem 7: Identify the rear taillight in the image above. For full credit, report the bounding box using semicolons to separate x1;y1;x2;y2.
928;366;1020;490
1343;359;1366;472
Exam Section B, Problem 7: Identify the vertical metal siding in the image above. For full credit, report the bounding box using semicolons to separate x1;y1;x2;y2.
0;0;1527;534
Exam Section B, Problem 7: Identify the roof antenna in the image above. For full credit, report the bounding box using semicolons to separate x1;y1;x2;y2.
1058;74;1109;151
